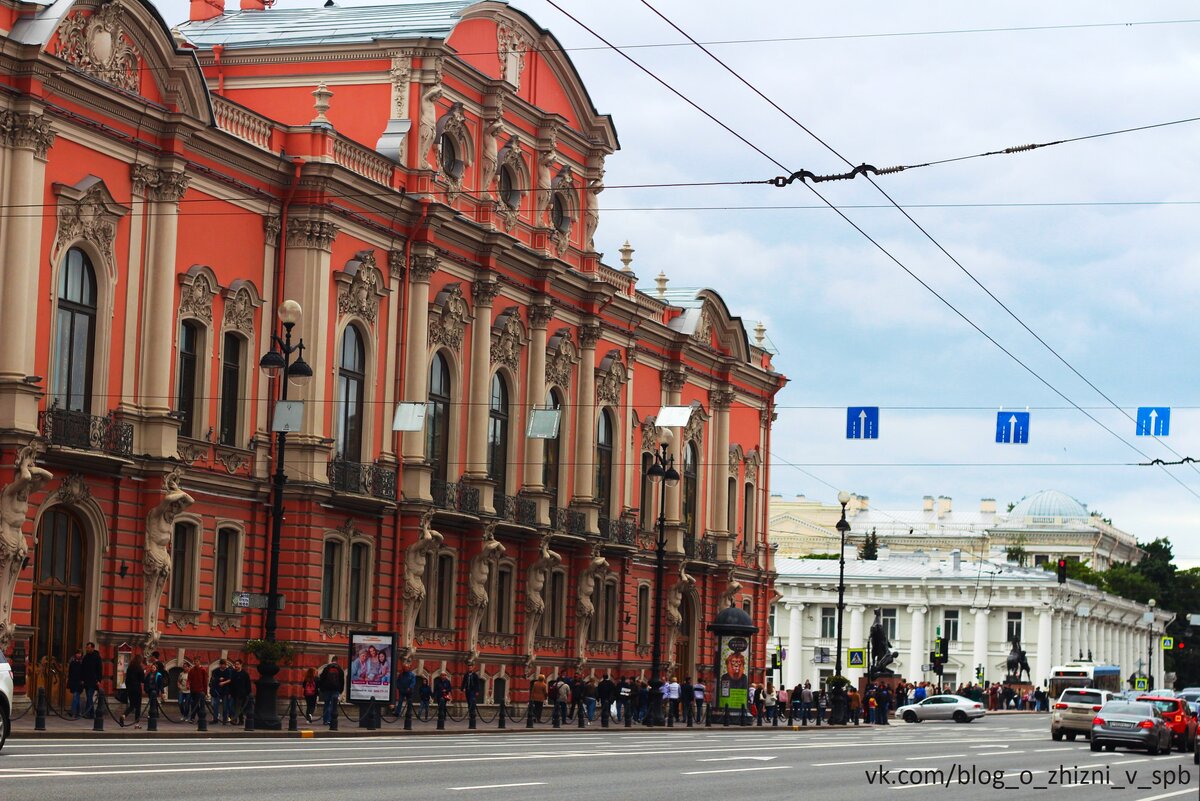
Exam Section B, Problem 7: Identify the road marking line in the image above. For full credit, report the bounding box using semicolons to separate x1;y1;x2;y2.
974;750;1023;756
449;783;547;791
970;744;1008;748
812;759;891;766
906;753;965;760
696;756;776;762
682;766;791;776
1112;758;1150;764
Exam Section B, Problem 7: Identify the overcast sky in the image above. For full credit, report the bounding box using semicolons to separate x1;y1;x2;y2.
156;1;1200;561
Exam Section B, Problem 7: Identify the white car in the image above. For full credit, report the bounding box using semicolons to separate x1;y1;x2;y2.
0;649;11;751
896;694;986;723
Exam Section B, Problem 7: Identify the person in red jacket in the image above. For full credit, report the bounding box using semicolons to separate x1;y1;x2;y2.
186;660;208;723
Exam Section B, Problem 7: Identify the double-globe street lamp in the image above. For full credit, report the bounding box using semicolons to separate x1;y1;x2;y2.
255;299;313;729
646;429;680;727
832;489;851;725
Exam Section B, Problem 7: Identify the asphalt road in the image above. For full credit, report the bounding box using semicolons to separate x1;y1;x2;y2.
1;715;1197;801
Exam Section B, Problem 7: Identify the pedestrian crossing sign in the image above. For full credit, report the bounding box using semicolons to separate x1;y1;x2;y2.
847;648;866;667
1162;636;1175;651
1134;677;1149;691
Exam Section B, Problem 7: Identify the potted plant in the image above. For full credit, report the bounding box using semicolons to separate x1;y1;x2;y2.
244;639;295;666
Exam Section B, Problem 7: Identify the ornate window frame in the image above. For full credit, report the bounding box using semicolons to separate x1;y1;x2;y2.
211;521;245;620
167;512;204;619
435;102;474;197
321;521;375;626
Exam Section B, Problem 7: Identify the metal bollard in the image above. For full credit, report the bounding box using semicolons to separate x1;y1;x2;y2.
552;701;560;728
723;707;730;727
705;703;713;727
288;698;298;732
148;694;159;732
404;699;413;731
436;702;445;731
93;691;105;731
526;702;534;729
34;687;46;731
624;705;632;727
330;703;339;731
468;702;477;730
498;700;506;729
198;702;208;732
366;700;378;731
244;696;256;731
577;704;585;728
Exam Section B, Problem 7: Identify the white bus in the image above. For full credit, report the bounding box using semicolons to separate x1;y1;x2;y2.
1048;662;1122;699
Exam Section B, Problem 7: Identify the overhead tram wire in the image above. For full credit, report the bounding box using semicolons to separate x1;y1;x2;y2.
631;0;1200;494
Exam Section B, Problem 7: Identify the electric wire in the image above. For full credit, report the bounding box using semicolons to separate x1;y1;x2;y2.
621;0;1200;498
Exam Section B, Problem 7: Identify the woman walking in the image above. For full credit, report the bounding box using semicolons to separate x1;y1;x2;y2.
123;654;145;729
301;667;318;722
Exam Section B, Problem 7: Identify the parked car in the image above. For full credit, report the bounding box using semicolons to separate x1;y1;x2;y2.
895;694;985;723
1091;701;1173;754
1135;695;1197;751
0;649;11;751
1052;688;1116;740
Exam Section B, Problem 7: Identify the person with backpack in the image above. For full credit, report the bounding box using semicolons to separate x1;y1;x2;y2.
301;667;318;723
123;653;146;729
143;659;167;718
318;657;345;726
186;660;208;723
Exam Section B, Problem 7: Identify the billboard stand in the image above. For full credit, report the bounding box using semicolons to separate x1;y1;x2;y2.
708;605;759;729
348;630;398;727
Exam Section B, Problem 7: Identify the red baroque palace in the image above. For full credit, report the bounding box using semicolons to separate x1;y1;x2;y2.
0;0;785;708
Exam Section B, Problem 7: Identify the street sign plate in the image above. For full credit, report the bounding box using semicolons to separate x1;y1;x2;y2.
272;400;304;432
1136;407;1170;437
1161;636;1175;651
921;663;933;672
231;592;285;610
847;648;866;667
1134;677;1149;691
995;411;1030;444
846;407;879;439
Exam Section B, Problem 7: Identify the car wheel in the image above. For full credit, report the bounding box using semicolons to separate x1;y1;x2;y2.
1105;745;1115;752
1090;740;1101;752
1148;742;1160;756
1066;733;1077;741
1193;746;1198;765
903;711;917;723
953;711;968;723
1162;738;1171;755
0;702;7;752
1051;730;1063;741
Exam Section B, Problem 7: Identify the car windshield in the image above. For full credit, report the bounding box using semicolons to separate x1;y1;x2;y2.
1140;699;1179;713
1102;702;1152;716
1061;691;1102;704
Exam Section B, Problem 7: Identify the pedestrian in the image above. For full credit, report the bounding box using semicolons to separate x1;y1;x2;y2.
848;687;861;725
865;687;877;725
318;656;345;725
679;676;694;722
434;671;452;718
209;659;227;723
461;666;482;719
776;685;789;722
913;682;927;703
764;683;778;724
418;676;432;718
583;676;598;721
556;675;572;722
81;641;102;718
815;687;827;726
877;686;891;725
616;676;631;722
597;674;616;723
123;653;145;728
230;659;251;723
176;663;192;720
301;667;318;722
186;659;208;723
800;682;813;725
637;680;650;723
693;676;707;722
395;663;415;717
218;658;237;722
66;649;84;719
143;659;167;717
666;676;681;721
530;673;548;721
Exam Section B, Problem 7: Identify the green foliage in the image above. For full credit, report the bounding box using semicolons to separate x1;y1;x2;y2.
859;530;879;561
244;639;295;665
805;552;841;560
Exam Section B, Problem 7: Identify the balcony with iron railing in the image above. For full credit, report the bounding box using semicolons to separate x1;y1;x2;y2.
39;404;133;458
432;479;481;515
553;506;587;537
327;459;397;501
495;494;538;527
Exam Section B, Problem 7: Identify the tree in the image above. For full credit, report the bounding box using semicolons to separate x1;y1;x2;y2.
859;530;879;560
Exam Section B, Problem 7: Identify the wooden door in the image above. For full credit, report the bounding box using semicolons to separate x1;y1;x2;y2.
31;508;86;709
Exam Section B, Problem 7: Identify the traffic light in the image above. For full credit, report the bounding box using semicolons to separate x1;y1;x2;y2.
1057;558;1068;583
1177;641;1186;650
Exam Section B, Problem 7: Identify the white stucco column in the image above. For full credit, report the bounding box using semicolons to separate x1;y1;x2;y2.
571;323;600;505
466;279;499;480
972;608;990;682
401;252;437;463
847;604;865;683
786;603;804;687
522;303;553;489
1035;609;1054;687
908;605;927;681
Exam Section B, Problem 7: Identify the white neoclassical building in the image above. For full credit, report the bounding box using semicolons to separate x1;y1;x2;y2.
769;551;1172;692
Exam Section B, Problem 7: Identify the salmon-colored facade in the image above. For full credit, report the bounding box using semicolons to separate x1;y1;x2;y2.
0;0;785;709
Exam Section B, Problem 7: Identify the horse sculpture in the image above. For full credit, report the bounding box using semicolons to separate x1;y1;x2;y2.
1005;636;1032;683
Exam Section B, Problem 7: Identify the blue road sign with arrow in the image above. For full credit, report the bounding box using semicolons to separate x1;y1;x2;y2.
1136;407;1170;437
995;411;1030;444
846;407;879;439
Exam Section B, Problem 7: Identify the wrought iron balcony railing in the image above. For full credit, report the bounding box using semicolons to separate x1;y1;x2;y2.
495;494;538;527
39;406;133;457
554;506;586;536
327;459;397;501
432;479;480;514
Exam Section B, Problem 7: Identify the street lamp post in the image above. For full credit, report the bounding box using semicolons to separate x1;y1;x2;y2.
255;299;313;729
1147;598;1157;690
647;429;680;727
832;490;851;725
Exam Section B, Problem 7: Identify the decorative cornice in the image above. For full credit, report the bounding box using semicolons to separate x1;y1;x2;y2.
52;178;126;275
388;250;406;280
709;389;735;410
53;0;140;93
286;218;338;251
662;370;686;393
263;215;281;241
0;111;55;159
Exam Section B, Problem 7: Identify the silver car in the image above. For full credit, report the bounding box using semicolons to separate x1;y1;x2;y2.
0;649;11;751
1090;701;1172;755
896;694;986;723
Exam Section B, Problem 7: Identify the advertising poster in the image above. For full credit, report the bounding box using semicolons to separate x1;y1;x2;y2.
347;631;396;703
717;634;750;710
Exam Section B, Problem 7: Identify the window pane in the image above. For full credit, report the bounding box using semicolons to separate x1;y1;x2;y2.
219;333;242;446
322;541;341;619
69;311;92;412
178;323;199;438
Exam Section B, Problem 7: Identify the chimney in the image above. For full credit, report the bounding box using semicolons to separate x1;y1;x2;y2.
922;495;934;512
951;549;961;572
190;0;224;21
241;0;268;9
859;495;869;511
980;498;996;514
937;496;952;518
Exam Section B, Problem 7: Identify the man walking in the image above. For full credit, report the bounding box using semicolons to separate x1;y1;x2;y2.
318;657;345;726
693;676;707;722
230;659;252;723
66;649;84;718
81;641;102;718
800;681;813;726
461;666;481;720
186;659;208;722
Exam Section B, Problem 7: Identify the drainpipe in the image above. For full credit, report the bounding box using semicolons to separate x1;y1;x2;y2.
211;44;225;95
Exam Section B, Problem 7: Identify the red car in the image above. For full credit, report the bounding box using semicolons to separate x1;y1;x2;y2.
1136;695;1197;750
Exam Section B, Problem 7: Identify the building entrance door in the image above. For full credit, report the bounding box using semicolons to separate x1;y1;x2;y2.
674;594;694;680
31;508;86;708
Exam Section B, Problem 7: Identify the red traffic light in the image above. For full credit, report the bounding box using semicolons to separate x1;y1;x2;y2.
1177;642;1186;650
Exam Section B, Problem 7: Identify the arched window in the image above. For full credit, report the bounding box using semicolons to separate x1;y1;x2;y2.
726;477;738;533
438;132;463;180
169;522;197;610
639;452;654;530
213;527;239;613
682;442;699;535
742;598;752;618
636;584;650;644
54;248;97;412
543;569;566;637
426;353;451;482
219;332;245;447
435;553;455;629
743;482;755;551
321;540;343;620
543;389;562;504
177;321;202;439
551;193;569;232
498;165;519;209
488;563;515;634
487;373;509;493
595;409;614;515
335;326;366;462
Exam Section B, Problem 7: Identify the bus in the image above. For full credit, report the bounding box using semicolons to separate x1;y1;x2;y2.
1048;663;1122;699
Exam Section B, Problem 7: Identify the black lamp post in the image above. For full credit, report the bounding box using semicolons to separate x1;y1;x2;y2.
647;429;680;727
255;299;313;729
1147;598;1156;690
831;490;851;724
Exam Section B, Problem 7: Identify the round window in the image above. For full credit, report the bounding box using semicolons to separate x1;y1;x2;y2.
499;166;520;209
551;193;569;232
439;133;461;178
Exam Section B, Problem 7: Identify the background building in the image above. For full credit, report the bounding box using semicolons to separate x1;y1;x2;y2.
0;0;784;706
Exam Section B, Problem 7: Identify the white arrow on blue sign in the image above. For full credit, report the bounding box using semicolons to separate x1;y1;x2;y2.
846;407;879;439
1136;407;1170;437
995;411;1030;444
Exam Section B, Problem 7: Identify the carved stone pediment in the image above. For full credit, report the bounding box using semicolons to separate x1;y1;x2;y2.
178;266;219;323
744;449;761;482
428;283;470;350
640;416;661;453
55;474;92;506
54;0;141;93
52;176;128;277
335;250;388;325
490;307;526;371
222;280;261;335
545;328;578;390
497;24;532;88
683;406;707;448
595;350;627;406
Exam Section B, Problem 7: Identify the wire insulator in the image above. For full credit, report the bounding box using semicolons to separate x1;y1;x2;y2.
1003;144;1039;153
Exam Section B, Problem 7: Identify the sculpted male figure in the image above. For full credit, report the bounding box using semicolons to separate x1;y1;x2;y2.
0;441;52;647
524;533;562;669
664;561;696;675
465;523;505;664
143;468;194;649
401;509;443;659
574;546;609;666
